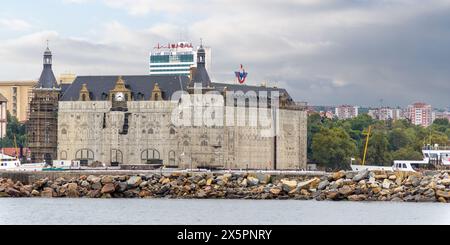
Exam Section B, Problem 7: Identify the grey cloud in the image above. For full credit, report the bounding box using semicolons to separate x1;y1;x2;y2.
2;0;450;108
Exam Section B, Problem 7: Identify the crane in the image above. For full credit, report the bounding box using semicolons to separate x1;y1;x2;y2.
362;126;372;166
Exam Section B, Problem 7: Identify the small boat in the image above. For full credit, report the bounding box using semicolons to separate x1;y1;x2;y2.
351;145;450;172
42;160;81;171
0;153;45;171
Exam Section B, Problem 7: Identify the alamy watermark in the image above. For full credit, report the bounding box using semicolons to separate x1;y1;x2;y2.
170;85;281;137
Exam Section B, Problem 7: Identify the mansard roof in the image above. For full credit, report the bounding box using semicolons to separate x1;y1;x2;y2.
60;75;293;103
60;75;189;101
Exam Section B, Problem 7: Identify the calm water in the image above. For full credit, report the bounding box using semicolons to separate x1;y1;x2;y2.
0;198;449;225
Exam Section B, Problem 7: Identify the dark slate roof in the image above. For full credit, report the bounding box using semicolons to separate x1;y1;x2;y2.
37;65;58;89
211;82;293;101
60;84;71;95
60;75;190;101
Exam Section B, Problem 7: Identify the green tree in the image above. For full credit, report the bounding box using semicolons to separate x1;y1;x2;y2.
389;128;414;151
0;112;27;148
312;127;357;170
391;147;424;161
365;131;391;165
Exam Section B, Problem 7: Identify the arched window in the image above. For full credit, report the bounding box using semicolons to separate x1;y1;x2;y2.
61;128;67;135
82;94;87;101
142;129;146;134
111;149;123;166
183;141;189;146
75;149;94;166
170;128;176;135
141;149;161;164
60;151;68;160
168;151;176;167
148;128;154;134
201;140;208;146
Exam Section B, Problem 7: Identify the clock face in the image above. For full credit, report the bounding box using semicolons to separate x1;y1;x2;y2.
115;92;125;102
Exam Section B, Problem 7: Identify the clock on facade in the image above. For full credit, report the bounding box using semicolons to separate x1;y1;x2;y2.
115;92;125;102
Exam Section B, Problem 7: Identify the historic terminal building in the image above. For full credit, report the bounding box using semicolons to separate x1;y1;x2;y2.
29;45;308;169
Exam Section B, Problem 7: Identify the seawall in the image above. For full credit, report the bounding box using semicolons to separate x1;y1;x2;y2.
0;170;449;202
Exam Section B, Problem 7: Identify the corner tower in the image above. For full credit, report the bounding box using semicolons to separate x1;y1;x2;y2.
27;45;61;163
188;43;214;94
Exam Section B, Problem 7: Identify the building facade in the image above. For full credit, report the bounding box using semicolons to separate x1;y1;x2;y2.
150;42;196;76
368;107;403;121
0;93;7;139
59;45;307;170
335;105;359;120
27;47;61;162
406;102;432;127
0;80;35;122
149;42;211;76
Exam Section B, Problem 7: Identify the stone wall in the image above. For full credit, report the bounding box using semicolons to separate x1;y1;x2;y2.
57;100;307;170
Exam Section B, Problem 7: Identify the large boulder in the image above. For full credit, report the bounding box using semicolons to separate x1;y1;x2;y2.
87;175;101;184
101;183;116;194
332;171;346;180
101;176;114;184
338;185;354;196
318;180;329;190
352;169;369;182
440;178;450;186
117;182;128;193
127;176;142;188
67;183;79;198
249;173;271;184
270;188;281;196
246;177;260;186
281;179;298;193
91;182;102;190
297;178;320;190
382;179;392;189
436;190;450;199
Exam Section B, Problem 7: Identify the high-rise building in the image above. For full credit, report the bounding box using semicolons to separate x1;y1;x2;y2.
335;105;359;120
27;46;61;163
0;93;7;139
149;42;196;76
406;102;432;127
149;42;211;77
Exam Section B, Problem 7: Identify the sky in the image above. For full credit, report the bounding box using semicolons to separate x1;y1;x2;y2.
1;0;450;108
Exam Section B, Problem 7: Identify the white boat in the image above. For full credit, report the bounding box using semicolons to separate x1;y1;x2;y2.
351;144;450;172
49;160;82;170
0;153;45;171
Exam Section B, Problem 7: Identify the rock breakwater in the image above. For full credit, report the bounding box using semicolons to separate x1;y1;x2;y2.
0;170;449;202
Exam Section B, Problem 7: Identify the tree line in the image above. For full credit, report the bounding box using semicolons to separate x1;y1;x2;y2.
308;113;450;170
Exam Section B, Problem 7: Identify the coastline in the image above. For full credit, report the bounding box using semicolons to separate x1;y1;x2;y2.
1;170;449;203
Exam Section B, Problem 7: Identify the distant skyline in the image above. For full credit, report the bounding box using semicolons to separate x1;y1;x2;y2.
1;0;450;108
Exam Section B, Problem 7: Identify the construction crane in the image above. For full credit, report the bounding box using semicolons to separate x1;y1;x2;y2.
362;126;372;166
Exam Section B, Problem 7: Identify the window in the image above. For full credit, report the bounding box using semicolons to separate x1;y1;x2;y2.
75;149;94;161
62;129;67;135
111;149;123;166
402;164;407;169
148;128;154;134
201;140;208;147
170;128;176;135
168;151;176;166
60;151;67;160
141;149;161;164
142;129;146;134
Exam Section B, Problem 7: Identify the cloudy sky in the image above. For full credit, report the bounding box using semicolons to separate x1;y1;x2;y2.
1;0;449;108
